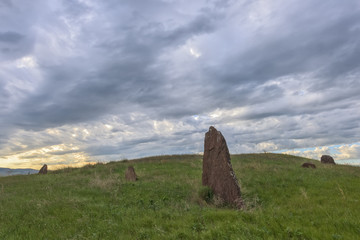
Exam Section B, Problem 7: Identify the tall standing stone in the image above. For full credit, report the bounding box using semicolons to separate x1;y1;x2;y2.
321;155;336;164
125;166;137;181
202;126;243;208
38;164;48;174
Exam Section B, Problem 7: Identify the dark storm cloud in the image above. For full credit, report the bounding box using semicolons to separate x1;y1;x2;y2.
0;31;24;43
7;0;225;131
9;0;360;127
0;1;39;61
1;0;360;163
205;3;360;107
0;0;12;7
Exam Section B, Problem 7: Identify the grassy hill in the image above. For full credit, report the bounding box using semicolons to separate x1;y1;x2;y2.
0;153;359;239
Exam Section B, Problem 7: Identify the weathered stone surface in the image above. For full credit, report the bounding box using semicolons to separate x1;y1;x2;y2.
302;162;316;168
321;155;336;164
38;164;48;174
202;126;243;208
125;166;137;181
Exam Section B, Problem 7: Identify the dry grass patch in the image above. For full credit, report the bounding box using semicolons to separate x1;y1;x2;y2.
89;172;120;190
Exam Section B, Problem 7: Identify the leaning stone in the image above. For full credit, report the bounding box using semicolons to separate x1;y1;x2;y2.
301;162;316;168
38;164;48;174
321;155;336;164
202;126;243;208
125;166;137;181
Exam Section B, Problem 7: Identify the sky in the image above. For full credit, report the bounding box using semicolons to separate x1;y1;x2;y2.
1;0;360;169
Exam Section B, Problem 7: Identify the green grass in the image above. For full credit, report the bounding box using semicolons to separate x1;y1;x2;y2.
0;153;359;239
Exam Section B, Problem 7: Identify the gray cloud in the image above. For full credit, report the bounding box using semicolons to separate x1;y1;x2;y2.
0;31;24;43
6;0;227;131
46;150;81;156
0;0;12;7
0;0;359;166
0;0;40;61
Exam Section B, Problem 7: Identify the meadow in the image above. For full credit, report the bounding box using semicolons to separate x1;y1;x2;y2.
0;153;359;239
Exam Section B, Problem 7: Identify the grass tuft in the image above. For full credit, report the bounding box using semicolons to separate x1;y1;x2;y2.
198;186;214;204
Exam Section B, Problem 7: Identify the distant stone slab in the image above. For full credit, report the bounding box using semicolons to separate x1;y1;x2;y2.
125;166;137;181
202;126;243;208
38;164;48;174
321;155;336;164
302;162;316;168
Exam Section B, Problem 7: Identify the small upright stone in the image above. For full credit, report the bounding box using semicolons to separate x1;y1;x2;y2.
202;126;243;208
302;162;316;168
38;164;48;174
321;155;336;164
125;166;137;181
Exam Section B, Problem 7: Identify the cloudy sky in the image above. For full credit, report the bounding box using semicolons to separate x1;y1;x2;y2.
1;0;360;169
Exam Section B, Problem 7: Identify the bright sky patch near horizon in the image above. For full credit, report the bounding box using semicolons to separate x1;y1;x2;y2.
0;0;360;169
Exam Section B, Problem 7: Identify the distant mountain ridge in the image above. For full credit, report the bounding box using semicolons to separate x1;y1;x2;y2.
0;168;38;177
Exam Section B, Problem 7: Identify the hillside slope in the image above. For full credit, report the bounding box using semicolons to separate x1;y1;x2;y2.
0;153;359;239
0;168;38;177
